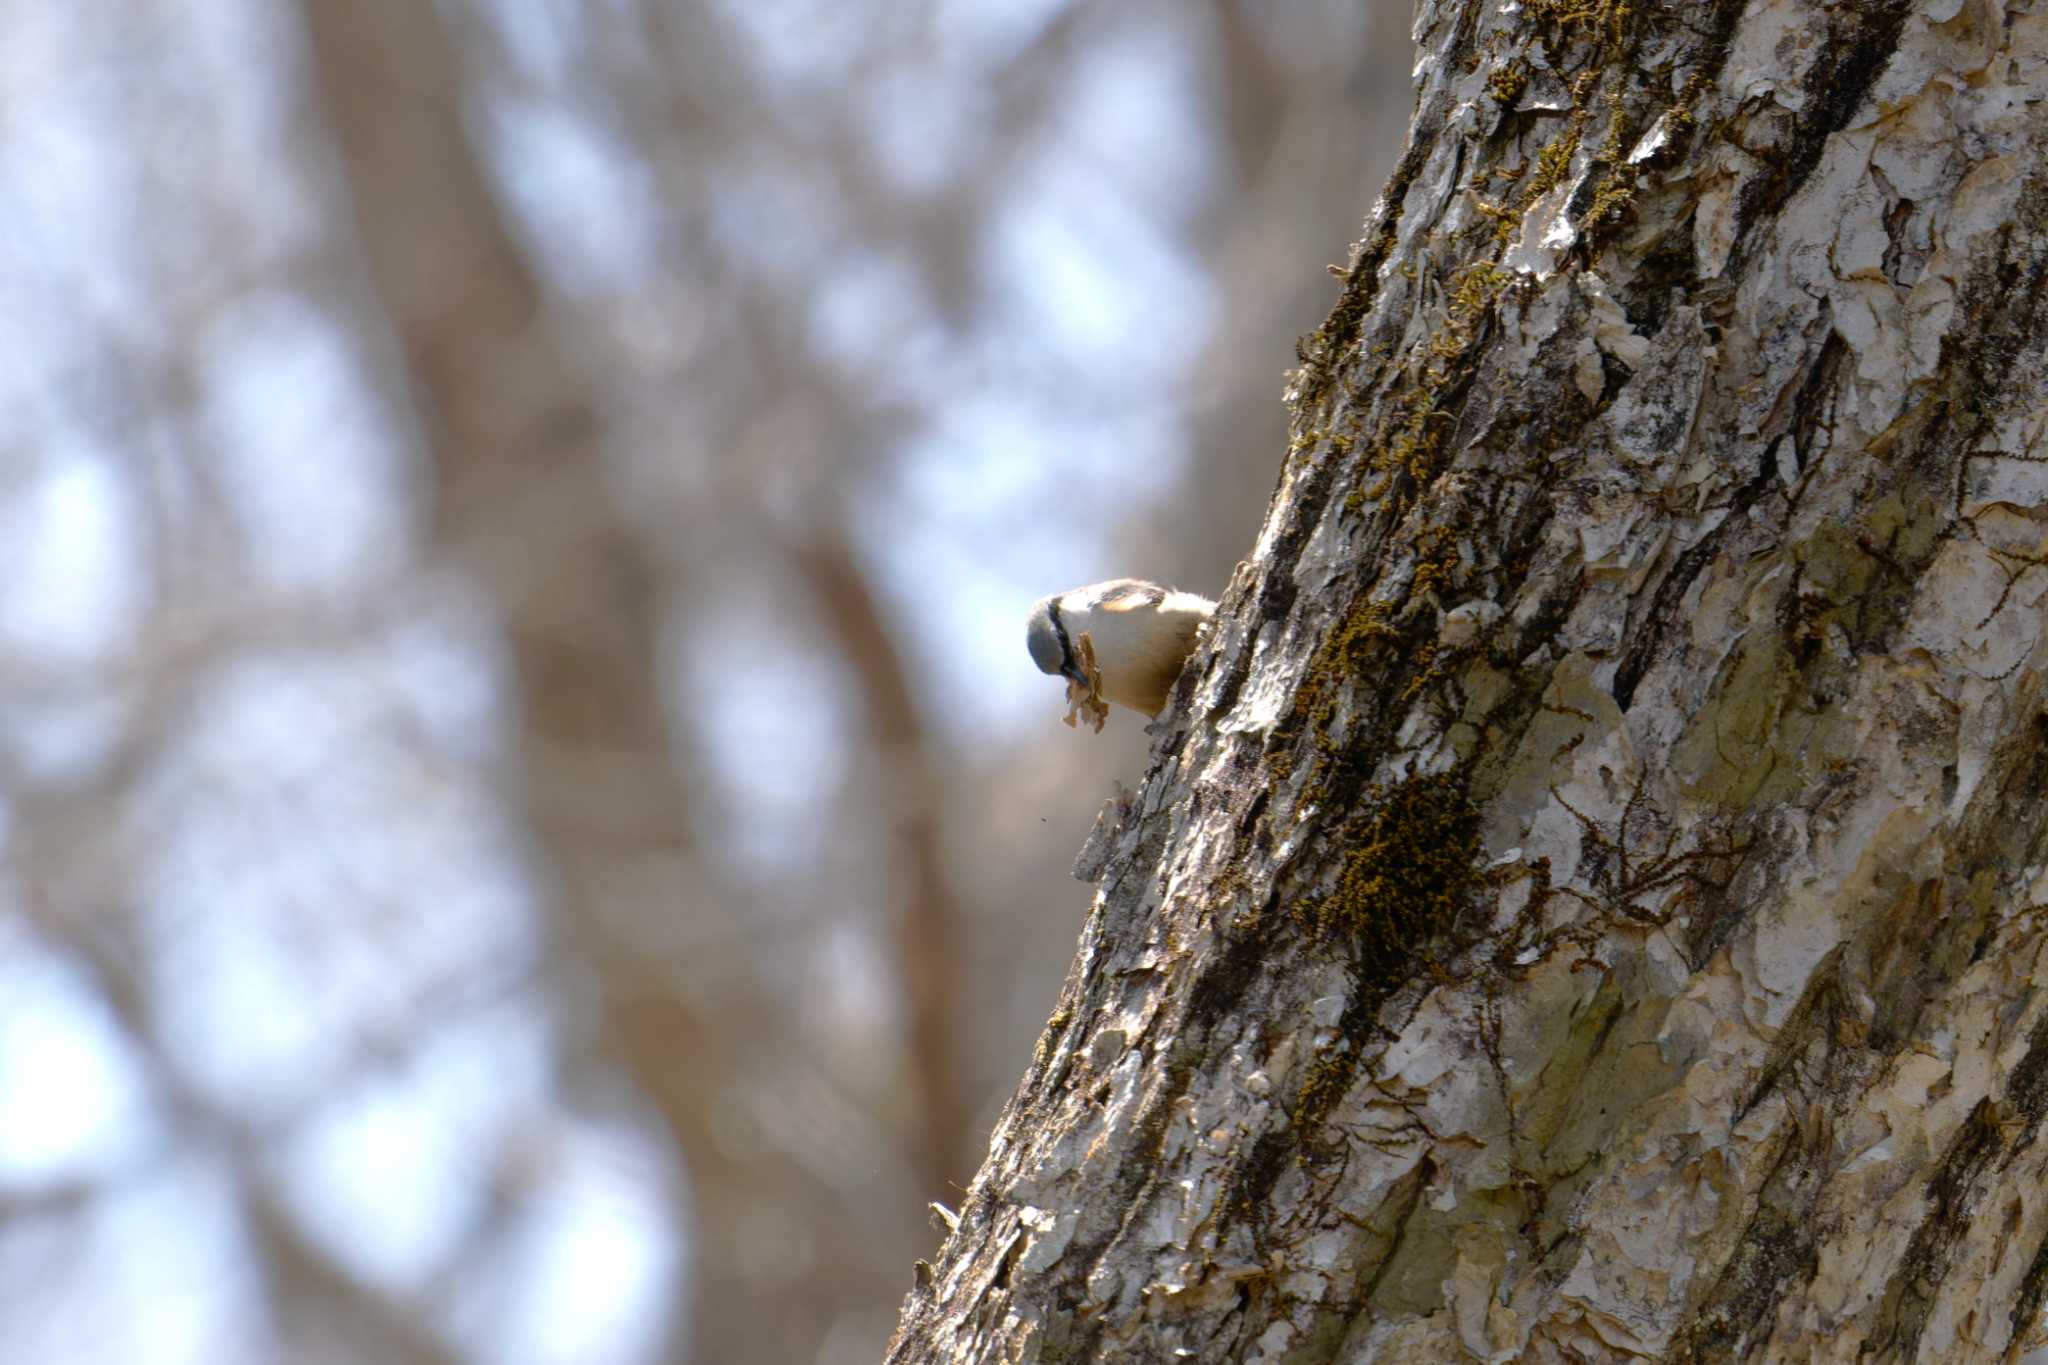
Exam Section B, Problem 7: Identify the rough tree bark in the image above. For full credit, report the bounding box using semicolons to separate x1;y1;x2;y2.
889;2;2048;1361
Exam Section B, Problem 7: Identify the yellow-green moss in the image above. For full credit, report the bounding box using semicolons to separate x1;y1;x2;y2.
1523;0;1636;47
1509;0;1647;234
1294;1046;1359;1135
1523;0;1610;23
1340;263;1514;515
1525;124;1583;202
1287;265;1517;787
1254;771;1484;1194
1584;90;1640;226
1476;196;1520;246
1033;1004;1075;1069
1409;526;1461;602
1488;62;1529;106
1446;263;1512;325
1281;600;1400;769
1291;770;1484;978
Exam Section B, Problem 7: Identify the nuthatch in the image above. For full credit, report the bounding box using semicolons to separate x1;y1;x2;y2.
1025;579;1216;719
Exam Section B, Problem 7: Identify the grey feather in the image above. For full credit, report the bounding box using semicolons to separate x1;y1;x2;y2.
1024;597;1069;677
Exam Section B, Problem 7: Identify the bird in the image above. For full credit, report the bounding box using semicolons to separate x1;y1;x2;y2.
1025;579;1216;721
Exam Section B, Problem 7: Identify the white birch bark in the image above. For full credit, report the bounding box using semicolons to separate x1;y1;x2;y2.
889;1;2048;1361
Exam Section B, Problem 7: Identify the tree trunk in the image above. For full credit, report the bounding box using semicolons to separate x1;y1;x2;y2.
888;1;2048;1360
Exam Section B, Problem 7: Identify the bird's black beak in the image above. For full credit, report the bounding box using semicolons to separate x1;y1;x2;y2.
1061;663;1090;689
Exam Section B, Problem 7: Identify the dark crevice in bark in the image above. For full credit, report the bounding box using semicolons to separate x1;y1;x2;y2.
1208;451;1336;721
1866;878;1974;1057
2002;1009;2048;1163
1242;1155;1439;1365
1613;212;1701;338
1736;947;1848;1122
1673;1122;1827;1364
1927;174;2048;476
1728;0;1915;272
1871;1099;2004;1357
1223;772;1484;1235
1785;329;1849;484
1864;718;2048;1047
1668;0;1749;134
1679;852;1755;975
1293;122;1433;408
1976;712;2048;888
2011;1225;2048;1353
1352;1153;1434;1312
1609;450;1780;712
1230;996;1369;1230
1608;306;1853;714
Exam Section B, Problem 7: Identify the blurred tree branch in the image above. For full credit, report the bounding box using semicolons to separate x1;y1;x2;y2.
786;528;970;1195
298;0;900;1358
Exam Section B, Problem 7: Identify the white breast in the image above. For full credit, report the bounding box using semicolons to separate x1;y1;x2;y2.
1064;590;1214;715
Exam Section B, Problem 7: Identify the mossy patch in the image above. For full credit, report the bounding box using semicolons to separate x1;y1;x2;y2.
1487;61;1528;107
1292;769;1484;987
1293;1043;1363;1138
1223;773;1484;1233
1340;263;1516;513
1280;604;1398;773
1582;89;1640;230
1525;117;1585;205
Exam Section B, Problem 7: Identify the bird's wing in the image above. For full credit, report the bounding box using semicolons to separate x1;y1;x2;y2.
1096;581;1167;612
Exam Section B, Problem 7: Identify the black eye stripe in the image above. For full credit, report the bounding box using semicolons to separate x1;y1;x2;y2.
1046;599;1074;665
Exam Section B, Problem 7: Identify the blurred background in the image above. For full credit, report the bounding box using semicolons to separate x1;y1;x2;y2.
0;1;1412;1361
